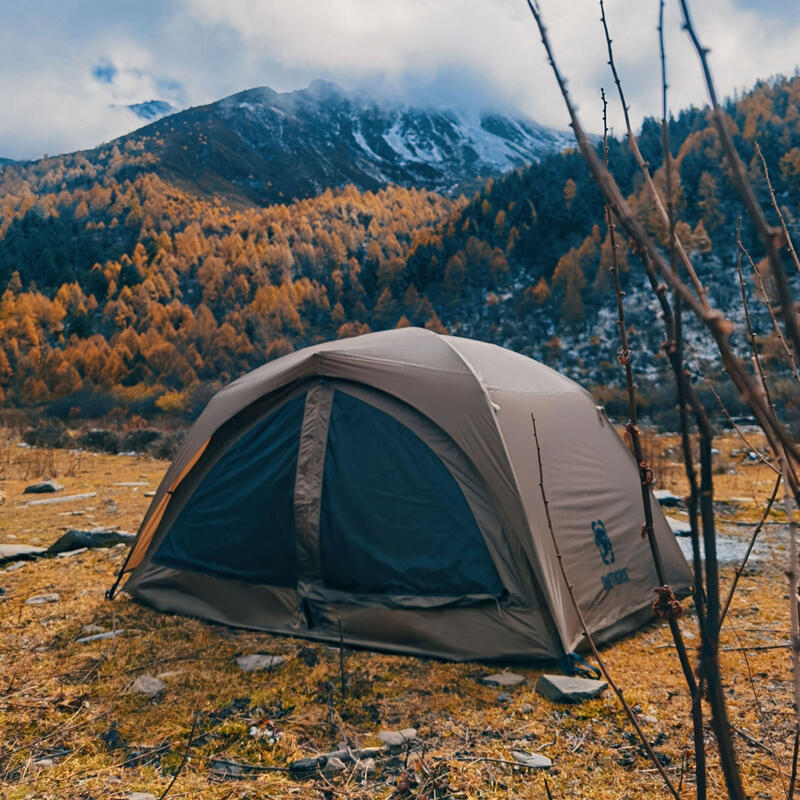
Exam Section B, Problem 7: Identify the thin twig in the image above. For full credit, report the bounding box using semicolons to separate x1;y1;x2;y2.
678;0;800;381
755;141;800;278
158;711;198;800
743;241;800;385
599;0;709;310
720;474;782;626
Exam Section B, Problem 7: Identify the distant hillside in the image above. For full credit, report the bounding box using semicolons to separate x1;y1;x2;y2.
0;75;798;427
106;80;572;205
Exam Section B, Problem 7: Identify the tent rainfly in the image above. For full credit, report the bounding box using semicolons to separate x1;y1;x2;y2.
110;328;691;662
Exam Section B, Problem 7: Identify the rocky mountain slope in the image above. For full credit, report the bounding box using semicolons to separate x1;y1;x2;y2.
112;79;573;204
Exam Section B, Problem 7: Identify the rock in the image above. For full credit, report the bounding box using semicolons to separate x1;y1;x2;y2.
234;653;286;672
34;757;55;768
24;480;64;494
0;543;46;564
130;675;165;698
497;692;513;704
379;728;417;749
76;629;125;643
81;623;106;635
359;757;376;774
519;703;534;713
289;756;322;776
535;674;608;703
640;714;659;724
481;672;526;688
653;489;684;508
25;593;59;605
511;750;552;769
323;756;347;774
47;529;134;554
665;516;691;537
24;492;96;507
57;547;88;559
127;793;156;800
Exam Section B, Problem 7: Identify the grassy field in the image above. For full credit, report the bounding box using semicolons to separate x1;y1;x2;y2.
0;430;793;799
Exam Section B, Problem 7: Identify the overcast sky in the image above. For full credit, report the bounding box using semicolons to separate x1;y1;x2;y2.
1;0;798;161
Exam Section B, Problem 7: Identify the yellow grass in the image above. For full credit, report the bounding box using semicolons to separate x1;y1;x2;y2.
0;429;794;799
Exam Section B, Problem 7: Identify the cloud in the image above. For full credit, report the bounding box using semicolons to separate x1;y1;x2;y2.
0;0;798;159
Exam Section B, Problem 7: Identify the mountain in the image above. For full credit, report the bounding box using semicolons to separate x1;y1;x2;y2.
126;100;175;122
112;80;573;205
0;75;798;429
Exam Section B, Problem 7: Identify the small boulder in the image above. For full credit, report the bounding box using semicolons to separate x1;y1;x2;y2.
497;693;513;704
519;703;534;714
511;750;552;769
379;728;417;749
24;480;64;494
0;543;46;564
127;793;156;800
76;629;125;643
25;593;59;605
234;653;286;672
47;528;134;554
535;674;607;703
323;756;347;774
653;489;684;508
289;756;322;777
359;756;376;775
81;624;106;635
665;516;691;537
130;675;165;698
481;672;526;688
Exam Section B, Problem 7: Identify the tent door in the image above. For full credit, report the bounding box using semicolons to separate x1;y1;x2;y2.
293;383;508;623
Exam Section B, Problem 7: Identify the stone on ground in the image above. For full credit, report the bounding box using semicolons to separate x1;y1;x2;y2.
653;489;684;508
511;750;552;769
130;675;166;697
379;728;417;748
535;674;608;703
323;756;347;774
665;515;691;536
127;794;156;800
25;593;59;605
234;653;286;672
47;528;135;554
0;543;46;564
24;492;96;507
24;480;64;494
480;672;526;688
76;629;125;643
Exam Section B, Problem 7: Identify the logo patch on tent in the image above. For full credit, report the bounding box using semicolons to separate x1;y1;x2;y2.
592;520;614;565
593;520;630;591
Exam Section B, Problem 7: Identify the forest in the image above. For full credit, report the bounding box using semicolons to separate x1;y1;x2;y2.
1;74;799;424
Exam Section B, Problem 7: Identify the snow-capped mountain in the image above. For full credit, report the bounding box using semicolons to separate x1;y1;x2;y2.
119;80;573;205
127;100;175;122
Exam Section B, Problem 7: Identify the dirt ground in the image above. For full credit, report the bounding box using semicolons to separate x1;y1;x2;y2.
0;429;794;800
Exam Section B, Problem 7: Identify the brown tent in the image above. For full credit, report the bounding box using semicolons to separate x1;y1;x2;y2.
111;327;690;662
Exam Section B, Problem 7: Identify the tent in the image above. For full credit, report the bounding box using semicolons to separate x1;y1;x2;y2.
111;327;691;662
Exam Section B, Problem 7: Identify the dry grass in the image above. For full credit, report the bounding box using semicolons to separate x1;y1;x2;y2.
0;430;794;799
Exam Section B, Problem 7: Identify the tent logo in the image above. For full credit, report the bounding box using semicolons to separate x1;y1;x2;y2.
592;520;614;565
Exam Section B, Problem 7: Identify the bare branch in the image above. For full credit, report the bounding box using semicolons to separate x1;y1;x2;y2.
530;412;680;799
599;0;709;310
677;0;800;363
